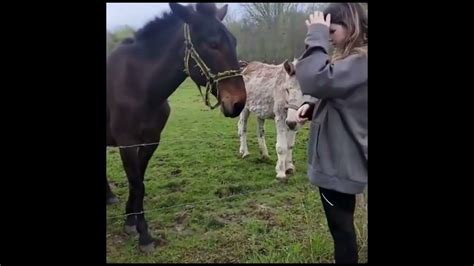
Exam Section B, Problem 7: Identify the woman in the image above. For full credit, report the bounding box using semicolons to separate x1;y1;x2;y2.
295;3;368;263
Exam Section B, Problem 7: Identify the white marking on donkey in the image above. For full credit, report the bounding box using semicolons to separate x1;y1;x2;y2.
238;59;304;181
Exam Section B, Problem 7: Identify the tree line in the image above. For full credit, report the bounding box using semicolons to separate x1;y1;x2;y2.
107;3;367;64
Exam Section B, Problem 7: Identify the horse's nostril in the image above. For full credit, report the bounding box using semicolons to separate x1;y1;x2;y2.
233;101;245;114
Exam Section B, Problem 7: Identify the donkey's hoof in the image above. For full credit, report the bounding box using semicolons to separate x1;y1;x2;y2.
276;171;288;183
276;171;286;178
124;225;138;235
285;168;294;175
106;196;119;205
139;241;155;253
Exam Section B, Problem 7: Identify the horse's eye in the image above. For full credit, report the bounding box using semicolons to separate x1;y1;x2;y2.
209;42;218;49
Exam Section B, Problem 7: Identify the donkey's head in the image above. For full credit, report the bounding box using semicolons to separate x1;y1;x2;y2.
282;58;304;131
170;3;246;118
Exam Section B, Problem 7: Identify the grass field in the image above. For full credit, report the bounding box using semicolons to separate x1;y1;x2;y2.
106;78;368;263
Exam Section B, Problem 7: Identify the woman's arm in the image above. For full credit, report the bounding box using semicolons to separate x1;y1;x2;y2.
295;24;367;99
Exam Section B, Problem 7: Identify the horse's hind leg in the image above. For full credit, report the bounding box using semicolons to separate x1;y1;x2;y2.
106;175;119;205
238;107;250;158
106;123;119;204
257;117;269;160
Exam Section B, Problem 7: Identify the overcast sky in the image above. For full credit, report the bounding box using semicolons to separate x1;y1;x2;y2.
106;3;243;31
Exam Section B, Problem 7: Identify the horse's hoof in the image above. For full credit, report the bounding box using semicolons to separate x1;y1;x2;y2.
124;225;138;235
261;155;270;160
285;168;294;175
139;241;155;253
106;196;119;205
241;153;250;159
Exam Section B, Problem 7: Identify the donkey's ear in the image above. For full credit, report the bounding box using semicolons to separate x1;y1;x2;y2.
216;4;228;21
283;59;295;76
170;3;197;24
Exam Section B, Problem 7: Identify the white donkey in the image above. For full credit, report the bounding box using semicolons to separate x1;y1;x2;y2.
238;59;304;181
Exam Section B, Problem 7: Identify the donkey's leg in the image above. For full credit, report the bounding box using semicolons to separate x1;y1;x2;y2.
106;175;119;205
257;117;270;160
285;129;297;174
275;117;288;180
238;107;250;158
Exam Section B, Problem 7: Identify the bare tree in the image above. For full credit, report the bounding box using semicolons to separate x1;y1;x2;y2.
241;3;299;27
304;3;330;13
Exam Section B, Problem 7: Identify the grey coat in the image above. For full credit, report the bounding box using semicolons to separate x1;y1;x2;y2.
295;24;368;194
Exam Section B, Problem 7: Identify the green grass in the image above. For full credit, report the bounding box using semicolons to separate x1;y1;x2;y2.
106;78;368;263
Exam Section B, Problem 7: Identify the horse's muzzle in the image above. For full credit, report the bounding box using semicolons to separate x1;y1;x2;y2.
232;101;245;116
218;78;247;118
222;101;244;118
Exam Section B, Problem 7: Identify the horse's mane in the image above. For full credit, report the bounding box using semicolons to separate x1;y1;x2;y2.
135;10;182;44
133;3;220;57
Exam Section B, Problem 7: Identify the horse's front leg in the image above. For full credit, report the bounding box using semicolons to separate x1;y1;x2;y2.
136;143;159;252
119;145;156;253
275;117;288;181
285;129;297;174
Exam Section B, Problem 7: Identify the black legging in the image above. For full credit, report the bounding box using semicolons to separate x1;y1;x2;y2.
319;187;358;264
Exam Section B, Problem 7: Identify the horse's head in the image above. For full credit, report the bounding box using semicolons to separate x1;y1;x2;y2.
170;3;246;118
282;58;304;131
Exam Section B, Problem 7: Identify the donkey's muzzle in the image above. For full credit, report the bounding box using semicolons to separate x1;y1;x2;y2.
286;121;297;130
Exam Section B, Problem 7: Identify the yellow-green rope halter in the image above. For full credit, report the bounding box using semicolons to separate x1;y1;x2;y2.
183;23;242;109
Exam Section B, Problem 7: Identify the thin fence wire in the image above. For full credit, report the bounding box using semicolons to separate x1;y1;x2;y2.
106;185;293;222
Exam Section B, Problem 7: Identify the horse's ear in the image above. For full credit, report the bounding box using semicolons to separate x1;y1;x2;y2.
283;59;295;76
216;4;228;21
170;3;196;24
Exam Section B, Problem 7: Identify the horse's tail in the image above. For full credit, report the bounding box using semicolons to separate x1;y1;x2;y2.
121;37;135;44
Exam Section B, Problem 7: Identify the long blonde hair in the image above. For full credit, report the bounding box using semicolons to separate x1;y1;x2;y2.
325;3;368;62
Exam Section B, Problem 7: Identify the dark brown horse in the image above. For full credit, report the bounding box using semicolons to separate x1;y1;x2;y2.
106;3;246;252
